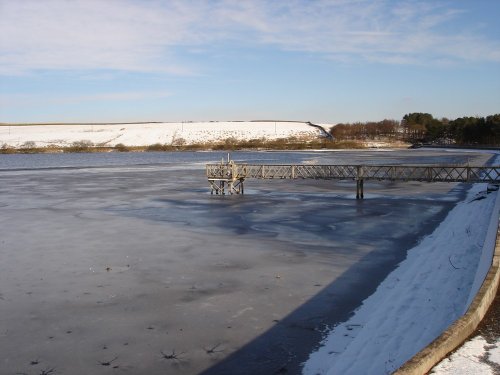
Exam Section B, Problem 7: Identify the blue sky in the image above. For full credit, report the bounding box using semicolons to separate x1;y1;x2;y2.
0;0;499;124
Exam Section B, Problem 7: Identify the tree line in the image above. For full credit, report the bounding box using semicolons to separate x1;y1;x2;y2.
330;113;500;146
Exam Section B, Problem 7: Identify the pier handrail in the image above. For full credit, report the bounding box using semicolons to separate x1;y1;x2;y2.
206;163;500;183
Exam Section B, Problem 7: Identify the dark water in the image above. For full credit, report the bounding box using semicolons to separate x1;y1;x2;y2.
0;151;313;170
0;148;490;171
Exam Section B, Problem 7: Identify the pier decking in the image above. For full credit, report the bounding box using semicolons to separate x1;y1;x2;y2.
206;162;500;198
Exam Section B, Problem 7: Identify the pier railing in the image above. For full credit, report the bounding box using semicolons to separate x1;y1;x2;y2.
206;162;500;198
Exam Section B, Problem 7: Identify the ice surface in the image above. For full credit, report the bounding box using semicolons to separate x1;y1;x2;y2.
0;150;497;375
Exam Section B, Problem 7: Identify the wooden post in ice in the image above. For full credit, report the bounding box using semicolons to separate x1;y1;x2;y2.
356;165;364;199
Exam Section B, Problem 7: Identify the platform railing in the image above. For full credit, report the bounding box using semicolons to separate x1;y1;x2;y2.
206;163;500;198
207;163;500;183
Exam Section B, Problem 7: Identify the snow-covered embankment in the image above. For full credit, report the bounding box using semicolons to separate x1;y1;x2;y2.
303;156;500;375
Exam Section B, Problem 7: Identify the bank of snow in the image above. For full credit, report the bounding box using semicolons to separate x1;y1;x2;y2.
431;336;500;374
303;179;500;374
0;121;329;148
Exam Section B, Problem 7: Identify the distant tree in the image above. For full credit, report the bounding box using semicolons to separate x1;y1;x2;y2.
378;119;399;138
485;114;500;144
114;143;130;152
20;141;36;149
402;113;430;141
449;117;482;144
330;113;499;146
424;120;446;142
447;115;500;145
401;113;446;142
66;140;94;153
330;119;399;140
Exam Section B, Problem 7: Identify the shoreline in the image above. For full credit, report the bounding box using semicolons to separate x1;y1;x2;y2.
0;141;398;154
7;143;499;155
1;143;496;156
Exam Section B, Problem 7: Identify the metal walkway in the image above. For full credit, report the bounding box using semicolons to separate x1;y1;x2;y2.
206;162;500;198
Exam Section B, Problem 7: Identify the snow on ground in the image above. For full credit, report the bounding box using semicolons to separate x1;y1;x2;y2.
364;140;409;148
430;336;500;375
303;160;500;374
0;121;329;147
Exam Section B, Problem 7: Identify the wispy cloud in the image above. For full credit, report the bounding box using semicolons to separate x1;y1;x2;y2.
0;0;203;75
0;0;499;75
227;0;500;65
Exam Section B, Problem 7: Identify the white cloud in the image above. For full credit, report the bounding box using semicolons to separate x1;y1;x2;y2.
0;0;499;75
0;0;203;74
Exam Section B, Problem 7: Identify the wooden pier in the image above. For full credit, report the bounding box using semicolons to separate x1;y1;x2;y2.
206;161;500;198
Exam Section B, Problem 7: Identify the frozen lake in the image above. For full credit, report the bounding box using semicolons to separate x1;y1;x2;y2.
0;149;494;375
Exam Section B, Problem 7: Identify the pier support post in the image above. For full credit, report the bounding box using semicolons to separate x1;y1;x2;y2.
209;180;227;195
219;180;225;195
356;179;364;199
356;165;364;199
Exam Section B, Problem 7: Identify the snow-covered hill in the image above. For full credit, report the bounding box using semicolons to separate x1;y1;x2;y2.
0;121;332;148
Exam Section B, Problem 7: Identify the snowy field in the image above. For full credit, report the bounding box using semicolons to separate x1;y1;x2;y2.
0;121;328;147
